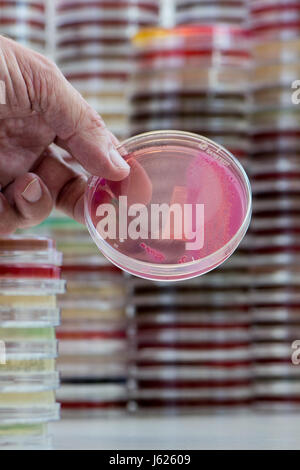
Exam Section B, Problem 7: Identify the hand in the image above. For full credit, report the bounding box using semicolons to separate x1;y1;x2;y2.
0;35;130;234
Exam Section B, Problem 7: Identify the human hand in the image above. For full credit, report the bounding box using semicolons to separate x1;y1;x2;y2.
0;35;130;234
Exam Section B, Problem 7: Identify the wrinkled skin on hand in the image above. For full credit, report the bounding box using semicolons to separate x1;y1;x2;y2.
0;36;130;234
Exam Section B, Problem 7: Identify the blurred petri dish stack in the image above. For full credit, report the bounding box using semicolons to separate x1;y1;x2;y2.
130;25;250;161
56;0;161;140
0;0;47;53
33;212;104;267
0;237;64;449
249;0;300;41
28;211;130;417
128;275;253;413
249;0;300;411
174;0;248;26
126;25;253;413
56;265;129;417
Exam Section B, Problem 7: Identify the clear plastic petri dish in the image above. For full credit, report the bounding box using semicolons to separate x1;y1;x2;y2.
175;6;247;25
133;310;251;326
0;392;60;425
252;325;300;341
85;131;251;281
1;340;58;361
250;0;300;8
56;383;128;403
132;364;251;381
0;236;62;266
252;178;300;195
250;5;300;26
58;358;128;380
0;423;52;451
131;386;252;400
252;342;292;358
132;290;250;307
136;344;251;363
252;37;300;62
58;337;127;356
250;155;300;176
0;306;60;328
250;288;300;305
250;109;300;133
254;381;300;397
252;306;300;323
253;363;300;378
0;265;61;280
57;0;160;9
251;215;300;231
57;7;158;27
135;328;250;344
250;131;300;153
0;278;65;295
0;371;59;394
131;95;246;115
60;280;126;301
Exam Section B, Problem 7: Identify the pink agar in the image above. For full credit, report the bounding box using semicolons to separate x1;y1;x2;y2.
90;146;247;268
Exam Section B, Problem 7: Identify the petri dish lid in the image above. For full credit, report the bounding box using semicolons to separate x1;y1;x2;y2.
0;404;60;426
133;24;248;49
56;383;128;402
0;265;61;280
85;131;251;281
175;0;245;4
0;423;51;450
0;236;55;251
0;371;59;394
0;307;60;328
0;236;62;266
0;278;65;295
132;387;251;400
57;0;160;10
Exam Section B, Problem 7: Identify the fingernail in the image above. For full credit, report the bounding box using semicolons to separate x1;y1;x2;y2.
109;147;130;172
22;178;42;203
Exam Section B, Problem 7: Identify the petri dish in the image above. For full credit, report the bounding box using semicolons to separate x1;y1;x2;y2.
0;306;60;328
0;278;65;295
85;131;251;281
0;391;60;425
0;423;52;451
0;236;62;266
0;265;61;279
0;370;59;394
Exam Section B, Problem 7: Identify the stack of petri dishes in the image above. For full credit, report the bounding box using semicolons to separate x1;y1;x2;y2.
56;264;129;416
128;274;253;413
56;0;160;140
174;0;248;26
127;26;253;413
33;212;105;267
0;236;64;449
0;0;47;53
249;0;300;410
249;0;300;41
130;25;250;162
29;211;130;417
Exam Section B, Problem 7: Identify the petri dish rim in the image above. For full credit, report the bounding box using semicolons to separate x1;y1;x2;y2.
85;130;252;281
